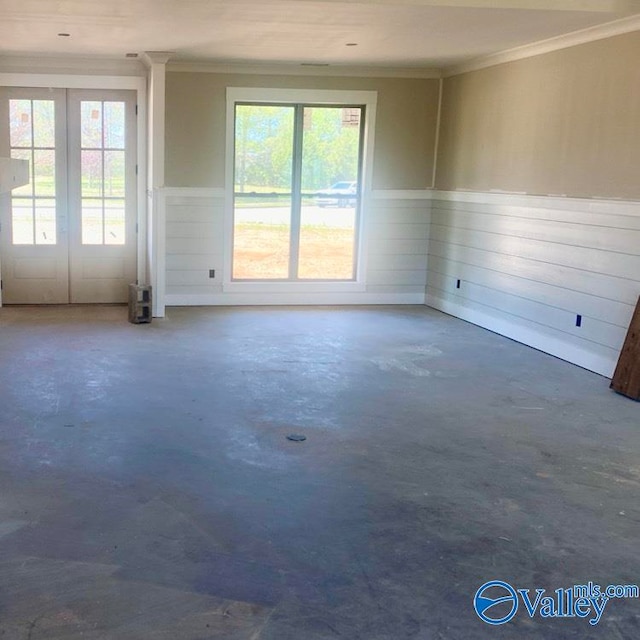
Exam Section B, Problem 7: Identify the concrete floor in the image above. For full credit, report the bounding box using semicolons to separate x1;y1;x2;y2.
0;304;638;639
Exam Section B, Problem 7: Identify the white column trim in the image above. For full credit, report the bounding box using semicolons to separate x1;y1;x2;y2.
144;53;171;317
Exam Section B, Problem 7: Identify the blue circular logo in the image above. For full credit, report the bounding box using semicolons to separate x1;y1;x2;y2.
474;580;519;625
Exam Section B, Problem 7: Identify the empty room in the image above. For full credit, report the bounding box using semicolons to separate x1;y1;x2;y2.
0;1;639;638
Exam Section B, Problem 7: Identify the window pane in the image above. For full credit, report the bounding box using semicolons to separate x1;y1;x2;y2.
82;199;103;244
33;149;56;197
82;150;103;198
233;105;294;279
81;101;103;148
35;199;56;245
33;101;55;148
233;194;292;279
104;102;125;149
298;107;361;280
105;199;125;245
10;148;32;197
9;100;32;148
11;198;34;245
104;150;125;197
298;208;357;280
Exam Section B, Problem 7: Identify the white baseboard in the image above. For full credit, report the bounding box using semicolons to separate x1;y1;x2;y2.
165;292;426;307
426;292;616;378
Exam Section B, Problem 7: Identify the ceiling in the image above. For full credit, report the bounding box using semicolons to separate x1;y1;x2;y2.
1;0;639;70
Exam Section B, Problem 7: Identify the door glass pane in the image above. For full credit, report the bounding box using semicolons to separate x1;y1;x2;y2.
82;199;103;245
33;149;56;197
81;150;103;198
105;199;125;245
11;198;34;245
104;150;125;197
299;107;361;280
8;99;57;246
104;102;125;149
9;100;32;147
10;148;32;198
35;199;56;245
81;101;103;148
233;105;294;279
33;101;55;148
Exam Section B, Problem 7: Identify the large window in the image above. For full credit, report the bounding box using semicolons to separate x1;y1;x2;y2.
227;89;376;287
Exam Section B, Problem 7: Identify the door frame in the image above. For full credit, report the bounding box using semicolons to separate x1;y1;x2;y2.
0;73;147;307
224;87;377;295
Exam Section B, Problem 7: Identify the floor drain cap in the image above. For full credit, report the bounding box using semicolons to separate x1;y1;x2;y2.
286;434;307;442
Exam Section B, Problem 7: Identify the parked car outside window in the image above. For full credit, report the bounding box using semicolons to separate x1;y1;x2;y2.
316;181;357;208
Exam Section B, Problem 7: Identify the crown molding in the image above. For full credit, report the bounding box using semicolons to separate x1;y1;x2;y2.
444;12;640;77
0;54;146;77
166;60;441;79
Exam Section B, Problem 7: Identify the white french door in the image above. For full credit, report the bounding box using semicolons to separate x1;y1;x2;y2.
67;90;137;303
0;88;137;304
0;88;68;303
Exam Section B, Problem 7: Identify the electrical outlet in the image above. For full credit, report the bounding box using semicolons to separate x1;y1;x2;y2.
576;314;582;327
209;269;216;279
456;279;461;289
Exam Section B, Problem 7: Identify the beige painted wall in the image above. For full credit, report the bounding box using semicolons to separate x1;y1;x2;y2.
165;72;440;189
436;31;640;200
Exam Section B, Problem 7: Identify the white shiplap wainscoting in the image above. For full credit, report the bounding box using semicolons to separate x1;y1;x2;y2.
366;191;430;301
426;191;640;378
162;188;431;306
160;187;638;377
164;188;226;300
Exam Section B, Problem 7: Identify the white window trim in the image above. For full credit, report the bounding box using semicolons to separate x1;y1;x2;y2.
223;87;377;294
0;72;147;290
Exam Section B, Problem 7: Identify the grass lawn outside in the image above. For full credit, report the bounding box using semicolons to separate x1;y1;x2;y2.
233;223;355;280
